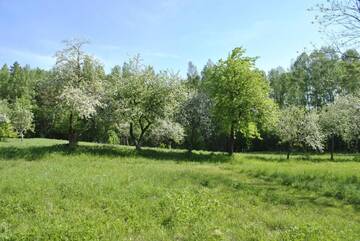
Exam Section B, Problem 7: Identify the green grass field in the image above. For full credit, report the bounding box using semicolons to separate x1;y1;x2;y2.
1;139;360;240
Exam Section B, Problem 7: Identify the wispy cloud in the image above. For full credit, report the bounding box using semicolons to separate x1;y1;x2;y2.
0;47;54;67
180;19;273;49
93;43;180;60
122;0;187;26
143;51;180;59
92;43;123;51
159;0;184;12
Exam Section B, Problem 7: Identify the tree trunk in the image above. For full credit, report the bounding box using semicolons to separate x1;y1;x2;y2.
68;112;77;147
130;122;143;151
129;122;138;149
20;132;24;142
129;118;152;151
188;127;195;153
228;124;235;155
287;144;291;160
330;134;335;161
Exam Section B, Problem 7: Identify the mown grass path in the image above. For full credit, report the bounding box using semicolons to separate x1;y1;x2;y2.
0;139;360;240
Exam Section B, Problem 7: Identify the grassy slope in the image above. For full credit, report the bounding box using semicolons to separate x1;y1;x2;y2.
0;139;360;241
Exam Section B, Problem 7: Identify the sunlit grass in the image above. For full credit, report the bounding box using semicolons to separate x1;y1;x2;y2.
0;138;359;240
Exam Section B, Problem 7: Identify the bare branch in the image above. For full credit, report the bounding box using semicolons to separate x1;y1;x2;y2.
312;0;360;50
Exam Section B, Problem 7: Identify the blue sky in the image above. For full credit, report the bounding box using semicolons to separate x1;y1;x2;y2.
0;0;326;75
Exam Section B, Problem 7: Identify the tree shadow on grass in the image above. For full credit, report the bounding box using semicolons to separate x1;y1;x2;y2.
0;144;231;163
245;153;360;163
183;170;360;210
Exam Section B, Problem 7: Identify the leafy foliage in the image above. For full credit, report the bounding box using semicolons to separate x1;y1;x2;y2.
204;47;277;154
268;48;344;108
178;62;214;152
10;98;34;140
147;119;185;147
0;100;16;140
49;39;105;146
276;106;324;157
332;95;360;143
113;55;181;150
1;39;360;155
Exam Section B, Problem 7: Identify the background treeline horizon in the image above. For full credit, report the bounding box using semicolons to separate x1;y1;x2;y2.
1;43;360;154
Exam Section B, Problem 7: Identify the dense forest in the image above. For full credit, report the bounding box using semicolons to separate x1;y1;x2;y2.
1;41;360;158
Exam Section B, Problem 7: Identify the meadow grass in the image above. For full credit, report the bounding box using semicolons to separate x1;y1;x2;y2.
0;139;360;240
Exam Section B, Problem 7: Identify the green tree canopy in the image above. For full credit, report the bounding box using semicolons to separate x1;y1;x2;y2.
204;47;277;155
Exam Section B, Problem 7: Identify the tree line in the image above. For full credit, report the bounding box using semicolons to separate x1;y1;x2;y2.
1;39;360;158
